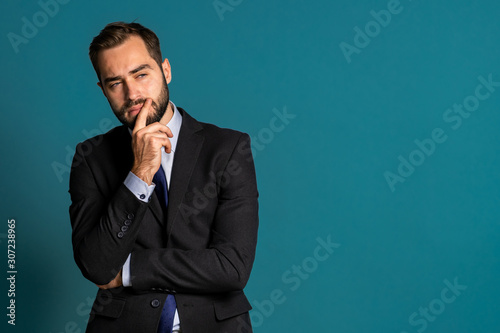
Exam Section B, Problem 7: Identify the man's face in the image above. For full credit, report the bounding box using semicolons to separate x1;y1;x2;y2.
96;35;171;128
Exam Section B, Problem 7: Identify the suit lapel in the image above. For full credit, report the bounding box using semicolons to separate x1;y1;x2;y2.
166;108;204;237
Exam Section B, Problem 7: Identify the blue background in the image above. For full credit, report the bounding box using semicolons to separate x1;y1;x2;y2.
1;0;500;332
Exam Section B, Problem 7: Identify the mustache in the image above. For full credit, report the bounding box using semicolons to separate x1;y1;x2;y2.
121;98;159;113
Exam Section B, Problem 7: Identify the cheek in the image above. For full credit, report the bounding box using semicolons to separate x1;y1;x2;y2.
106;93;125;110
143;77;163;98
144;82;157;97
106;88;124;102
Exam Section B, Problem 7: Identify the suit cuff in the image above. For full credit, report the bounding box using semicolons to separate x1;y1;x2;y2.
124;172;155;202
122;254;132;287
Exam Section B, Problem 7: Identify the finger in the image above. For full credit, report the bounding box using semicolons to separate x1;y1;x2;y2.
165;126;173;138
135;122;173;138
141;131;172;142
146;135;172;153
140;132;172;152
153;135;172;151
133;98;153;134
145;122;173;137
162;138;172;154
156;125;173;138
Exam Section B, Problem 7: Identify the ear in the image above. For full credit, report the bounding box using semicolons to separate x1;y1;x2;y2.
162;58;172;84
97;81;107;97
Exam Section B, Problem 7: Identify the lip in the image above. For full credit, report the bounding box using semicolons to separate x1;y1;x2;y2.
128;104;144;116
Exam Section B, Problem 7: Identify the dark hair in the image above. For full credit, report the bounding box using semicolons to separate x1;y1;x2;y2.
89;22;163;81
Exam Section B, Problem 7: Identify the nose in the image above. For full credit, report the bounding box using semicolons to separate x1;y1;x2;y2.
124;80;141;101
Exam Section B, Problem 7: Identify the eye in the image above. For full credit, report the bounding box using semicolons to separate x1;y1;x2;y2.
109;82;120;89
137;73;147;78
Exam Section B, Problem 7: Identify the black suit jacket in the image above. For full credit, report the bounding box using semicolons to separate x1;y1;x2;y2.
69;108;258;333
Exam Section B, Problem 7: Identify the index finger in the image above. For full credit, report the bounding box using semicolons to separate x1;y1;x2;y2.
132;98;152;134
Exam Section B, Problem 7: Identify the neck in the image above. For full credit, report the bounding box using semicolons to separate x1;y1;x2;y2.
159;101;174;125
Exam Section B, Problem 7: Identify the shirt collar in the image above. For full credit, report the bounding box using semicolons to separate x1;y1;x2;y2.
167;101;182;153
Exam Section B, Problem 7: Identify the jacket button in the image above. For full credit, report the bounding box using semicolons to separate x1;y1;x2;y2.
127;213;135;219
117;232;124;239
124;219;132;226
151;299;160;308
121;226;129;232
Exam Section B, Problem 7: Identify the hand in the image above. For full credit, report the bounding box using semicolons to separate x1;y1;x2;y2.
96;270;123;289
130;99;173;185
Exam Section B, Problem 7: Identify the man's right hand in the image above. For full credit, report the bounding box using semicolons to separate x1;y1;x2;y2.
130;99;173;185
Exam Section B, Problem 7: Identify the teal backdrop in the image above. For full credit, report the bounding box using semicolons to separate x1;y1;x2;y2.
1;0;499;332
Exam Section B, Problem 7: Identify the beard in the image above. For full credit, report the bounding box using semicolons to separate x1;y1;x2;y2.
112;74;170;129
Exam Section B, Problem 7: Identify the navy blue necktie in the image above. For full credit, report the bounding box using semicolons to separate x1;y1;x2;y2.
153;166;177;333
153;166;168;209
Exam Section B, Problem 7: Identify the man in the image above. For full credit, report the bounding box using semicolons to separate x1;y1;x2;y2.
69;22;258;333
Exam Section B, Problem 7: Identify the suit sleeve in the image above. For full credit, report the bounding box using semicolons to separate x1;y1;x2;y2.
130;133;259;293
69;141;149;285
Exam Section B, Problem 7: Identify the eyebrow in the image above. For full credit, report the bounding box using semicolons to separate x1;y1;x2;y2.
103;64;153;84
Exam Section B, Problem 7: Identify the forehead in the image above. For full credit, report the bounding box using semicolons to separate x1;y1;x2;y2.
97;35;157;79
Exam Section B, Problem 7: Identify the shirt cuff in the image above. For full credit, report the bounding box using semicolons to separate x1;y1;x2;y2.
122;254;132;287
124;172;155;202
